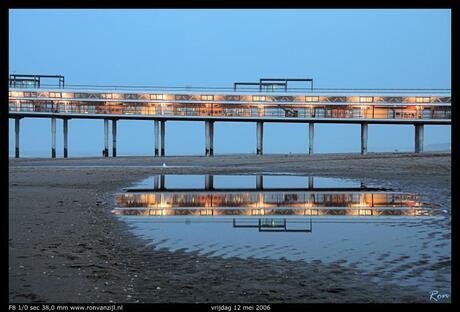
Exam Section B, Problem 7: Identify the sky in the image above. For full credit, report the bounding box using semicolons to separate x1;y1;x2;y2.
8;9;451;157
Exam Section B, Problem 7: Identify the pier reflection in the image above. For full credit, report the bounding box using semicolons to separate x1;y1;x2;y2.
112;175;431;218
110;174;446;279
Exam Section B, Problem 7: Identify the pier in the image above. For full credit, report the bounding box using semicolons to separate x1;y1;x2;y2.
9;75;451;158
114;175;431;218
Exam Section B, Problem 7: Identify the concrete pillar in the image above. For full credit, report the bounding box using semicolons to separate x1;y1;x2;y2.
308;176;314;189
160;120;166;156
205;121;210;156
256;121;264;155
154;120;159;157
205;175;214;190
154;175;159;190
112;119;117;157
15;118;20;158
160;175;165;189
51;117;56;158
205;120;215;156
361;123;368;155
63;119;68;158
309;122;314;155
104;119;109;157
209;121;214;156
256;175;263;190
415;124;424;153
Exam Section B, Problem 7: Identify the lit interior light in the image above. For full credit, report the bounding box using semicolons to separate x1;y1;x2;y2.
359;96;374;103
416;97;430;103
201;95;214;101
305;96;319;102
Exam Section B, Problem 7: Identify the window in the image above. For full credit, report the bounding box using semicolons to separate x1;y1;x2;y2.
359;209;373;216
226;95;241;101
175;95;191;100
101;93;112;99
49;92;62;98
200;209;213;216
305;96;319;102
359;96;373;103
150;94;165;100
201;95;214;101
8;91;11;97
252;96;266;102
124;93;139;100
416;97;430;103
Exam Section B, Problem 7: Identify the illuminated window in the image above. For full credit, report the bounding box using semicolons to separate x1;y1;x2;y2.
200;209;213;216
305;209;319;216
251;209;265;216
359;96;373;103
305;96;319;102
150;209;166;216
416;97;430;103
252;96;266;102
359;209;373;216
8;91;11;97
101;93;112;99
49;92;62;98
201;95;214;101
150;94;165;100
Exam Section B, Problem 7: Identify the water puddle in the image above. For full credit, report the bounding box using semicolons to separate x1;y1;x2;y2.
112;174;450;291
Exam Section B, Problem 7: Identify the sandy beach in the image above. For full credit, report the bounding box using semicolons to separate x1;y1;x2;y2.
8;152;451;303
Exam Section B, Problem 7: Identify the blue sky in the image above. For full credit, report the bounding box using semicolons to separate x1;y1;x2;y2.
9;9;451;157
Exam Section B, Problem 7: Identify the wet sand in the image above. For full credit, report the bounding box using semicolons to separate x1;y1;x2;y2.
9;152;451;303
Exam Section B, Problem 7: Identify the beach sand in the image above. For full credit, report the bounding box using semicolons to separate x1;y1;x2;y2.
8;152;451;303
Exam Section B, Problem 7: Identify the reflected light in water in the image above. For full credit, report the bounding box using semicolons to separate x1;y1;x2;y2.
113;176;431;218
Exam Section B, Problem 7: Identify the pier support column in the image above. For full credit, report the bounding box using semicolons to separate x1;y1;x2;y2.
15;118;20;158
308;176;314;189
154;120;159;157
205;120;215;156
308;122;314;155
154;175;159;190
160;175;165;189
160;120;166;156
256;121;264;155
256;175;263;190
205;121;209;156
205;175;214;190
51;117;56;158
361;123;368;155
63;118;68;158
415;124;424;153
112;119;117;157
103;119;109;157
